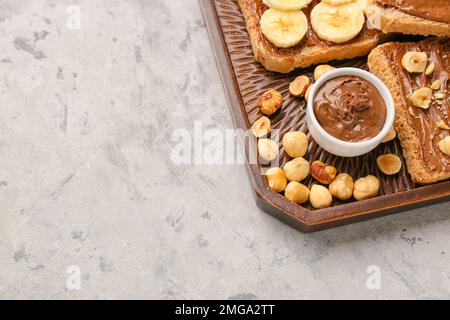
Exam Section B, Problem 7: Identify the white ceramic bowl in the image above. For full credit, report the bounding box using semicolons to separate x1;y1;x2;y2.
306;67;395;157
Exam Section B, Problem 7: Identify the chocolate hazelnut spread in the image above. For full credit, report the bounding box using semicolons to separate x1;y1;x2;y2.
248;0;378;57
384;39;450;173
313;76;387;142
376;0;450;23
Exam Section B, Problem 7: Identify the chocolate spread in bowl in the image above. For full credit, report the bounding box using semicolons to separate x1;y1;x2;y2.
376;0;450;23
313;76;387;142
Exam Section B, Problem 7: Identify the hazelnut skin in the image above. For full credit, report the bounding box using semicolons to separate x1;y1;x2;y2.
258;89;282;115
310;160;337;185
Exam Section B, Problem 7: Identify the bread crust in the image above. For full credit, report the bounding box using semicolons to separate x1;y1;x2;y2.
368;42;450;184
366;3;450;37
238;0;381;73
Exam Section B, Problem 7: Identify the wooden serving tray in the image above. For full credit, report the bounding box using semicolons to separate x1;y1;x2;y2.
200;0;450;232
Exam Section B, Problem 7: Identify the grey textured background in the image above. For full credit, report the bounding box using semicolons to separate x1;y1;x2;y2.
0;0;449;299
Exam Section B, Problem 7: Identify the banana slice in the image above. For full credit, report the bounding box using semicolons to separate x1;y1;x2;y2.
263;0;313;11
357;0;368;10
261;9;308;48
321;0;355;5
311;2;365;44
322;0;367;8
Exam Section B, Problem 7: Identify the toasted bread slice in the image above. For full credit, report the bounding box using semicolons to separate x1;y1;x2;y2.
368;39;450;184
366;1;450;37
238;0;381;73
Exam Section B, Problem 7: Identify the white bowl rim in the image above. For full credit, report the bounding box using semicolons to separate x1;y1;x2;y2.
307;67;395;149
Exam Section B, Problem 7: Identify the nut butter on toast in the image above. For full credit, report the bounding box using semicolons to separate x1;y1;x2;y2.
366;0;450;37
238;0;381;73
368;39;450;184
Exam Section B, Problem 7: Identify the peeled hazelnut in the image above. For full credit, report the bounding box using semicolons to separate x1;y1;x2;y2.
289;75;310;97
425;63;435;76
251;116;271;138
382;127;397;143
310;185;333;209
283;157;310;182
431;80;441;90
376;154;402;175
265;167;287;193
353;175;380;201
401;51;428;73
438;136;450;156
310;160;337;185
329;173;354;201
410;87;432;109
284;181;310;204
314;64;335;81
435;93;445;100
258;89;282;115
305;84;313;102
438;120;450;130
258;138;279;162
282;131;308;158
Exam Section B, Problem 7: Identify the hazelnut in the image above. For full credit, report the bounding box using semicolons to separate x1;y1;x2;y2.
314;64;335;81
438;136;450;156
258;89;282;115
329;173;354;201
305;84;314;102
382;127;397;143
353;175;380;201
289;75;310;97
401;51;427;73
376;154;402;175
410;87;432;109
431;80;441;90
310;185;333;209
251;116;271;138
438;120;450;130
258;138;279;162
265;167;287;193
425;63;435;76
283;157;310;182
284;181;310;204
434;93;445;100
282;131;308;158
310;160;337;185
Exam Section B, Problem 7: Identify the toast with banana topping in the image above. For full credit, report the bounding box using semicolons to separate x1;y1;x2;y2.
238;0;381;73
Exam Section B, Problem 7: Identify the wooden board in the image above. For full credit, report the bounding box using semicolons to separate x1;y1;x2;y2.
200;0;450;232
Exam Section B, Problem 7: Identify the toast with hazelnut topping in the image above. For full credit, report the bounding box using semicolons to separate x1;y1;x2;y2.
238;0;381;73
368;39;450;184
365;0;450;37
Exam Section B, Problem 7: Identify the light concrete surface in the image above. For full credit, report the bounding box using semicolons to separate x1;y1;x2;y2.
0;0;449;300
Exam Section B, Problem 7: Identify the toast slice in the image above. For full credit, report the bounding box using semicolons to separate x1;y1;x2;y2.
366;0;450;37
238;0;381;73
368;39;450;184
